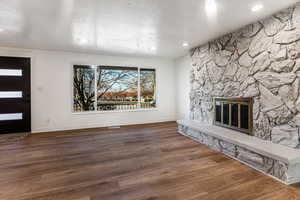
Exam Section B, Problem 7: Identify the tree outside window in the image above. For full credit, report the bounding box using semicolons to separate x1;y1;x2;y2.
73;65;156;112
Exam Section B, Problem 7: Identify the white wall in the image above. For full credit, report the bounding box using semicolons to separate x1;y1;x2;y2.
0;47;176;133
175;55;192;120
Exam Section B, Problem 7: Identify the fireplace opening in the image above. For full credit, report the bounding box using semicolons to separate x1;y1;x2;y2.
213;98;253;135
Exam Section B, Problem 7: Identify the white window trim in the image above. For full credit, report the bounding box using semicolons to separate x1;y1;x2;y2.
71;64;158;114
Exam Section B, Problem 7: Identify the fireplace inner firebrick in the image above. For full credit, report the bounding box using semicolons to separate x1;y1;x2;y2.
213;98;253;135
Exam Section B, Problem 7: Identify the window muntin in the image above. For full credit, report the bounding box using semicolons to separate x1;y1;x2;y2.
73;65;156;112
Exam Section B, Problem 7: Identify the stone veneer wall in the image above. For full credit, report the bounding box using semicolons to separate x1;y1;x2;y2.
190;3;300;149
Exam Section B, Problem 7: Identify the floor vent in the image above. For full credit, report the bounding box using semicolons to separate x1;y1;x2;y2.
107;126;121;129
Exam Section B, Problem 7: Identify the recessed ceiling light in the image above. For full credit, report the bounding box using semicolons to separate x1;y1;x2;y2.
0;28;4;32
150;46;156;51
182;42;189;47
251;4;263;12
76;38;88;45
205;0;217;17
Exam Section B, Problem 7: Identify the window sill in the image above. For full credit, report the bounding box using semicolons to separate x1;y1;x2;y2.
72;108;158;115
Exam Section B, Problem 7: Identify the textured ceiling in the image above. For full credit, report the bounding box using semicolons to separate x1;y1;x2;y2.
0;0;298;58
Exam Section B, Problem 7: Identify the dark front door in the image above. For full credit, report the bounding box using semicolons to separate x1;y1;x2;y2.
0;57;31;134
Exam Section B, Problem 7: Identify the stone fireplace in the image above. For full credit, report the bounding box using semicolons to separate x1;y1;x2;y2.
213;97;253;135
177;3;300;184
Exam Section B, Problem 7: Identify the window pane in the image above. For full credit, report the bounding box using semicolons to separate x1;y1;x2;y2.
0;113;23;121
97;66;138;111
0;69;22;76
140;69;156;109
0;91;22;98
73;65;95;112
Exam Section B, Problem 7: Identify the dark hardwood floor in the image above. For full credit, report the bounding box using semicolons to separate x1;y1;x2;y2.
1;121;300;200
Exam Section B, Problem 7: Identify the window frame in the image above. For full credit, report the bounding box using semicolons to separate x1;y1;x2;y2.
71;64;158;114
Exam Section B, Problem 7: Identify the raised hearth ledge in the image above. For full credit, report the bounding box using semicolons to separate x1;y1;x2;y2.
177;120;300;185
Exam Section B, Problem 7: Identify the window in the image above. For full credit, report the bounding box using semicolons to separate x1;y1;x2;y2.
140;69;156;108
73;65;156;112
73;66;95;112
97;66;138;111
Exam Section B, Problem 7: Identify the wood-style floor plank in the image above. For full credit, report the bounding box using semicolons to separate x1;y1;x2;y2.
1;121;300;200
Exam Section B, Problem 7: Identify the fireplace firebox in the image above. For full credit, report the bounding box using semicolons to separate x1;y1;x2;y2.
213;97;253;135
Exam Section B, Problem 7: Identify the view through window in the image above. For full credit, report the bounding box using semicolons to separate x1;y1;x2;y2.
73;65;156;112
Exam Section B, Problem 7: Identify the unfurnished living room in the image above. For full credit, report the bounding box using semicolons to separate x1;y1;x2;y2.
3;0;300;199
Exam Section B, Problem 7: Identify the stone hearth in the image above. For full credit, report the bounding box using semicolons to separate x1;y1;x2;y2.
177;120;300;184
